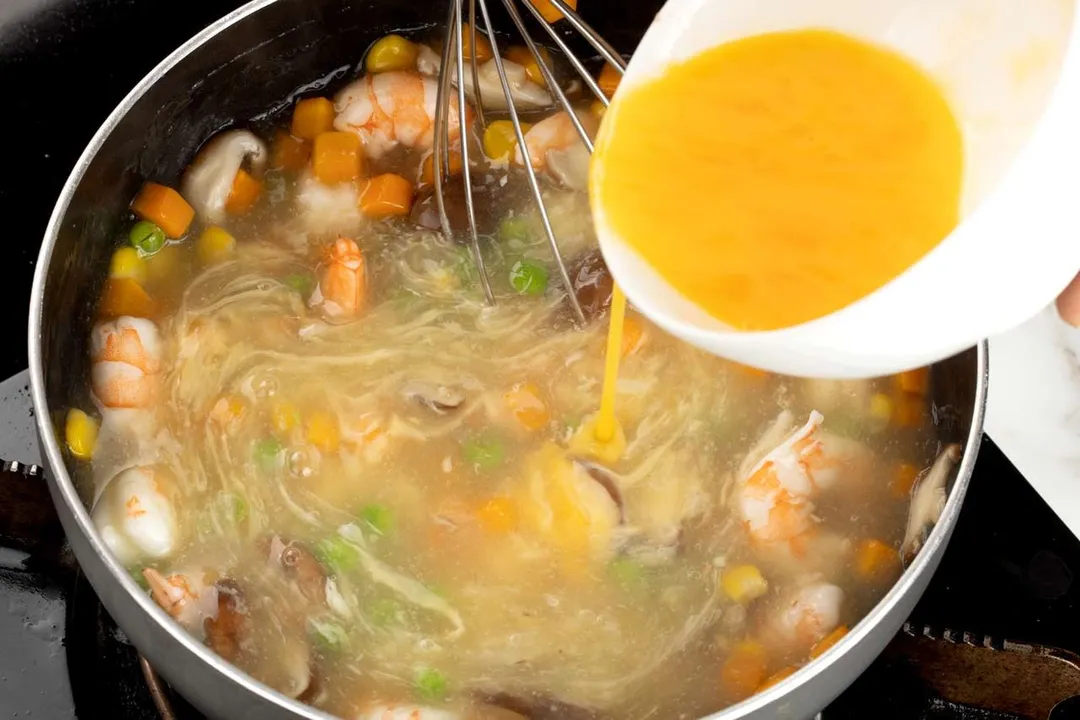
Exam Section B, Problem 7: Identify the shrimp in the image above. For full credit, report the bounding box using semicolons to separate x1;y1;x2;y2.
768;581;844;648
90;317;162;409
737;411;870;560
91;466;179;566
354;706;458;720
143;567;219;635
513;110;598;191
310;237;366;319
334;71;470;159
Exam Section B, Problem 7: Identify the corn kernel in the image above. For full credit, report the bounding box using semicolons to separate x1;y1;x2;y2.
195;226;236;266
419;150;463;187
590;99;607;119
568;413;626;464
720;564;769;604
365;34;419;74
483;120;532;161
271;400;300;435
65;408;99;460
869;392;893;432
109;247;147;284
307;411;340;453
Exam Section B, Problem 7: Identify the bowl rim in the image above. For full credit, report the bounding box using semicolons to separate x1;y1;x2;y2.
26;0;989;716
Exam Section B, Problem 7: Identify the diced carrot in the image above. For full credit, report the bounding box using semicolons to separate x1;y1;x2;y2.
348;412;385;445
419;150;463;187
756;666;797;692
597;63;622;98
210;394;247;429
291;97;336;141
720;640;769;701
810;625;849;659
503;382;550;431
896;367;930;395
476;497;518;534
893;391;925;429
358;173;414;219
306;411;340;453
891;462;920;499
855;539;901;582
732;361;769;384
98;278;156;319
224;169;263;215
621;314;646;357
527;0;577;24
271;131;311;172
130;182;194;239
504;45;553;87
312;131;363;185
461;23;494;62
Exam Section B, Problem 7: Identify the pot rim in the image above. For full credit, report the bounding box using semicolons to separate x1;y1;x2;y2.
26;0;989;716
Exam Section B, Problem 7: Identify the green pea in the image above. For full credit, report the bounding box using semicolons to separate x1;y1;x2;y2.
283;273;316;298
253;437;284;473
413;667;448;702
499;215;533;243
230;495;248;523
129;221;166;255
308;617;348;652
509;259;548;296
316;536;360;572
608;557;647;591
462;434;505;470
129;567;151;591
213;492;248;525
359;504;394;536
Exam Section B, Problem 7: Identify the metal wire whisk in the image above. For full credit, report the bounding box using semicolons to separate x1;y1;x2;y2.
431;0;627;325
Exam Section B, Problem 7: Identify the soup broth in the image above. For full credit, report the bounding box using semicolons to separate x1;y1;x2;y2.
68;25;953;720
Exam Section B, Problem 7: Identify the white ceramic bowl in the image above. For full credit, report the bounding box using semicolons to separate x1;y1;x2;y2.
593;0;1080;378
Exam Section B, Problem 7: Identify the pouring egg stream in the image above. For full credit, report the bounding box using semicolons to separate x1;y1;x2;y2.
589;28;964;436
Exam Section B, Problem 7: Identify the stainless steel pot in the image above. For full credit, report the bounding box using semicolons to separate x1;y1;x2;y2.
26;0;988;718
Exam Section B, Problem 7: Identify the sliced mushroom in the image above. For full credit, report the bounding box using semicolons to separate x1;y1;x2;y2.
556;248;613;327
901;444;962;564
478;692;598;720
204;579;248;663
417;44;552;110
266;535;327;606
571;458;626;523
181;129;268;223
402;379;466;413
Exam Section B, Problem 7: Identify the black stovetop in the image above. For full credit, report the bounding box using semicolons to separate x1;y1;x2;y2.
4;1;1080;718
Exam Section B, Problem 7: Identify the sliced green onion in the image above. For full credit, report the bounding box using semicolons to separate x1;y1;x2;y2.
316;536;360;572
509;259;548;296
413;667;448;702
369;597;402;627
129;221;166;256
308;617;349;652
359;504;394;536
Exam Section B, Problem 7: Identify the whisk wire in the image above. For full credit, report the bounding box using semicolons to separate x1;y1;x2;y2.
475;0;587;324
434;0;630;324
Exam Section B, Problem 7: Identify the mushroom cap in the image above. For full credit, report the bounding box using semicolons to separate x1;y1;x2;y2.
181;129;268;224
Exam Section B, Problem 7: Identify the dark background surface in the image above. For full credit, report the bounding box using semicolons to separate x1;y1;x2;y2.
3;1;1080;718
0;0;251;380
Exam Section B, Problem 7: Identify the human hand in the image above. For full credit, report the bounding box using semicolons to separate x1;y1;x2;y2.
1056;271;1080;326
